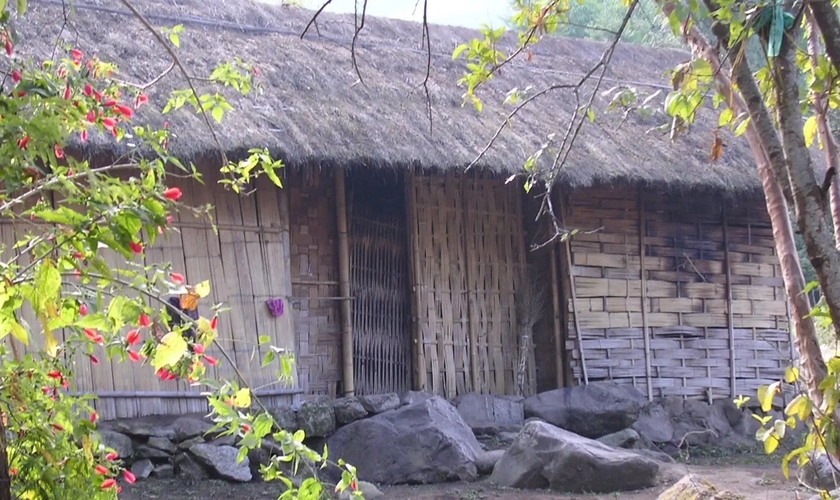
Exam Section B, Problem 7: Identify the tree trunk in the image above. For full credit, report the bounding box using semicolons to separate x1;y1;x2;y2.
0;413;11;500
657;0;828;407
808;0;840;77
806;9;840;250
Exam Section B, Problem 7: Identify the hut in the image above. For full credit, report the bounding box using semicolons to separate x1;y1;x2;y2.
8;0;793;420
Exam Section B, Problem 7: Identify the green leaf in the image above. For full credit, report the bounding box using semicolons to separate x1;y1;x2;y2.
764;435;779;454
75;313;110;331
16;0;25;15
35;260;62;304
452;43;469;60
0;0;7;13
719;108;734;127
262;350;276;368
586;108;596;122
258;335;270;345
734;117;751;136
169;32;180;48
1;318;29;345
152;332;188;369
804;115;819;148
232;388;251;408
211;106;225;123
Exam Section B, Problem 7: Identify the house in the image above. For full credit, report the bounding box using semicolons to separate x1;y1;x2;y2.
9;0;793;420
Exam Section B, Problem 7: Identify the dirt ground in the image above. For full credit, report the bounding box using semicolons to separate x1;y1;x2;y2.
119;454;809;500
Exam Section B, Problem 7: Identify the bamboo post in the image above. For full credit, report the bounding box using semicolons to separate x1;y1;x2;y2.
557;189;588;385
405;169;426;391
549;233;565;388
638;189;654;401
723;205;737;399
461;176;481;393
335;166;355;397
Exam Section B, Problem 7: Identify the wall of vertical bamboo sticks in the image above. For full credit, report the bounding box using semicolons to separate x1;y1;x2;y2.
407;171;527;399
2;164;300;420
562;186;791;400
348;172;412;396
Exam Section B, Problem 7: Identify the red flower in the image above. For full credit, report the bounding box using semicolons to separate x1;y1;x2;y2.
166;215;174;225
79;302;88;316
62;85;72;100
134;93;149;108
242;424;251;432
102;98;117;108
70;49;84;61
54;144;64;159
102;117;117;130
95;464;109;475
138;313;152;327
86;110;96;123
100;479;117;490
252;65;260;77
93;89;102;102
115;104;133;118
56;67;67;78
105;452;119;461
5;40;12;56
84;328;103;344
210;316;218;330
83;83;93;97
193;344;204;355
128;350;141;362
88;354;99;365
351;480;358;491
17;135;30;149
90;411;98;423
126;329;141;345
163;187;182;201
124;470;136;484
129;241;143;254
171;272;185;285
80;130;88;142
9;468;18;476
11;70;20;83
15;90;25;98
47;370;62;380
51;423;64;432
156;368;170;380
205;355;218;367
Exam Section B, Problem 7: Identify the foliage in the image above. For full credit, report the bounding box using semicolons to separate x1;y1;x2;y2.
0;2;358;499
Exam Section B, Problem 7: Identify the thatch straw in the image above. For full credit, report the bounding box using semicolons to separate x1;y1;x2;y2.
14;0;773;194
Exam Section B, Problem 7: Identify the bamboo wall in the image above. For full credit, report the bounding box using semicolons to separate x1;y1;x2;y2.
2;166;300;420
287;168;343;397
407;171;527;399
562;186;792;400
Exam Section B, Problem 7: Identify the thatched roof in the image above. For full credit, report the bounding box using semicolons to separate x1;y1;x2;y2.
15;0;766;194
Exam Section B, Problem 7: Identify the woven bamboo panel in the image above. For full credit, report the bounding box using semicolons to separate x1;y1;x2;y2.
348;173;412;396
407;172;526;398
564;187;791;400
287;168;342;397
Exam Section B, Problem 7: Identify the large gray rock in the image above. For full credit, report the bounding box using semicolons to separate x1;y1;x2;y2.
359;393;401;414
171;417;213;442
135;445;170;460
153;464;175;479
147;436;177;454
296;396;336;438
326;396;483;485
523;383;646;438
271;405;298;431
597;428;639;449
189;443;251;482
476;450;505;476
632;402;675;444
173;452;209;479
333;397;368;425
401;391;433;406
130;459;155;480
799;452;839;492
453;393;525;433
490;421;659;493
113;421;176;440
96;430;133;458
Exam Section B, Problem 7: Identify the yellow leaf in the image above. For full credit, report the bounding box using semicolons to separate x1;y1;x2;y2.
153;332;188;370
764;435;779;454
773;419;787;439
232;388;251;408
759;381;780;412
2;318;29;346
194;280;211;299
197;317;212;334
82;435;94;464
785;366;800;384
44;329;59;358
785;394;812;421
804;115;819;148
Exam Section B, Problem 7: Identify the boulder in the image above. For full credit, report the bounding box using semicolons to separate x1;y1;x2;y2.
96;430;133;458
173;452;209;479
597;428;640;449
113;421;176;440
632;402;675;444
523;383;646;438
656;474;745;499
490;421;659;493
271;405;298;431
452;393;524;433
135;445;171;460
153;464;175;479
401;391;433;406
333;397;368;425
130;459;155;480
476;450;505;476
338;481;384;500
171;417;213;442
799;452;839;492
178;436;205;451
326;396;482;485
147;436;177;454
359;393;401;414
296;396;336;438
631;448;676;464
189;443;251;482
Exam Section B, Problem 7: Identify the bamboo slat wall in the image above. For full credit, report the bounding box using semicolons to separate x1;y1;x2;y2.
563;187;791;400
349;178;412;395
407;171;527;399
2;167;299;420
287;168;343;397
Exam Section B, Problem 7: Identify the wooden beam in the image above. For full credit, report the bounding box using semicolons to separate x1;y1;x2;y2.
405;169;426;391
557;189;588;385
461;176;481;393
723;204;737;399
638;189;654;401
335;166;355;397
550;238;564;388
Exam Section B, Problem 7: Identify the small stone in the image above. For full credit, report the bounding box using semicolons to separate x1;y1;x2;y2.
173;452;209;479
131;459;155;480
135;445;171;460
96;431;133;458
359;393;401;414
296;396;336;438
333;397;368;425
153;464;175;479
209;434;237;447
656;474;745;499
178;436;205;451
171;417;213;442
190;443;251;482
271;405;298;431
147;436;177;454
338;481;384;499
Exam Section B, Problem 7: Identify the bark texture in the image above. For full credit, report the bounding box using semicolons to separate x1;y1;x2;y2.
0;414;10;500
808;0;840;76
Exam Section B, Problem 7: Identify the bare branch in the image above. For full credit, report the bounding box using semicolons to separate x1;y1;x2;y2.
300;0;332;39
350;0;369;86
